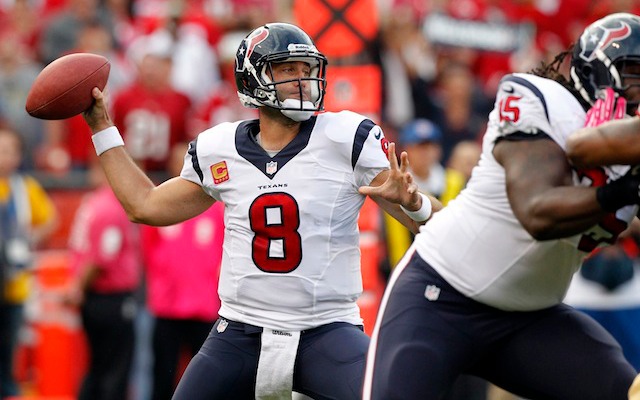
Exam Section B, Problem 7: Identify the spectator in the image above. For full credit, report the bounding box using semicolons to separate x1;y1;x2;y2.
170;22;220;106
113;29;191;176
188;30;257;138
0;0;43;56
38;0;116;64
440;140;481;206
398;118;445;198
434;62;488;163
39;22;134;173
0;33;44;170
378;10;438;131
204;0;281;31
65;157;142;400
0;128;57;399
140;142;224;400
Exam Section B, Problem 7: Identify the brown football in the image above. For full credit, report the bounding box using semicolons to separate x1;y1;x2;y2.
25;53;110;120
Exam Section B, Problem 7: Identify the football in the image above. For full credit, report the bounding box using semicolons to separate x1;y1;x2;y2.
25;52;111;120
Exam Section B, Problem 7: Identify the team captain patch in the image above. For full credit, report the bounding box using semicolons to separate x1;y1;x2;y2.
211;161;229;184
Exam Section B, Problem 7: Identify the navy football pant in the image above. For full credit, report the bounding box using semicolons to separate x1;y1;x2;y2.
172;319;369;399
364;251;637;400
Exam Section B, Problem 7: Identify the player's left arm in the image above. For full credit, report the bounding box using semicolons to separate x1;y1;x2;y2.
495;137;606;240
359;142;443;234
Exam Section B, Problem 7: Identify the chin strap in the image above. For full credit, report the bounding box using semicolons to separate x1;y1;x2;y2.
280;99;315;121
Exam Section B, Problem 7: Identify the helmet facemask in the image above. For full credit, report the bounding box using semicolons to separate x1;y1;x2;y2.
258;51;327;121
618;59;640;115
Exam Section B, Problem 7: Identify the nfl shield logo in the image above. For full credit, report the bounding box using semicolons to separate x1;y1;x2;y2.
216;319;229;333
266;161;278;175
424;285;441;301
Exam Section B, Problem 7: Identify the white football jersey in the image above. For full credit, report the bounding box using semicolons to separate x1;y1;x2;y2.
414;73;638;311
181;111;390;330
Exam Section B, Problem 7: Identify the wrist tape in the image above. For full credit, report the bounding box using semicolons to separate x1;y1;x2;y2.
92;126;124;156
400;193;432;222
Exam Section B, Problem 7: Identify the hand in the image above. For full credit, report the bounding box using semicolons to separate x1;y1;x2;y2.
596;165;640;211
60;285;84;308
82;87;114;134
584;87;627;128
358;142;421;210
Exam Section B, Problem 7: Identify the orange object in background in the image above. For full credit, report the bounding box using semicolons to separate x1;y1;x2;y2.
357;197;385;335
44;189;88;250
324;65;382;119
16;250;88;398
294;0;378;58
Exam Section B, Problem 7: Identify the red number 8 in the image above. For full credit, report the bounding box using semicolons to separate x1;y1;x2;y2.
249;192;302;273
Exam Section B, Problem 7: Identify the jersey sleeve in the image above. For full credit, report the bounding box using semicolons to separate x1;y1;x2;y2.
180;125;227;202
493;74;554;141
352;120;390;187
181;138;205;186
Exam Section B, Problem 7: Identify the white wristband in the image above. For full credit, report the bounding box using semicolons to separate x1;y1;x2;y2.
400;193;432;222
92;126;124;156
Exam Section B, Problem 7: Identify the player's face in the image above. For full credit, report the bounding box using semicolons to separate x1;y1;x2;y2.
621;63;640;115
270;61;312;102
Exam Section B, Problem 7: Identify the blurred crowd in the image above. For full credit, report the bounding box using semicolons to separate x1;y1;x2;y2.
2;0;640;399
0;0;636;176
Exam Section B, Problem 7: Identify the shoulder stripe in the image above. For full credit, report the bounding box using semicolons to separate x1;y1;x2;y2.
352;119;375;169
188;138;204;183
501;75;550;123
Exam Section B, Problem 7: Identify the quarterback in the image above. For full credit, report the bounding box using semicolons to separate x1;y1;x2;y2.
81;23;440;400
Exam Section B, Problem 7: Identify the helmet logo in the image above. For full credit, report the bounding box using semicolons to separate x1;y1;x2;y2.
236;27;269;72
246;28;269;60
580;22;631;62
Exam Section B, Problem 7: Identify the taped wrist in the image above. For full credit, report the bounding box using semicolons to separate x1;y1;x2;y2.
400;193;432;222
596;178;640;212
92;126;124;156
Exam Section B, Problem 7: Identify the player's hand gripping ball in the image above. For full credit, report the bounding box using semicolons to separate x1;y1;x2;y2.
25;53;110;120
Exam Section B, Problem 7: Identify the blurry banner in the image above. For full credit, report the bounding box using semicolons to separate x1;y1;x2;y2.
294;0;378;58
324;65;381;117
423;13;535;53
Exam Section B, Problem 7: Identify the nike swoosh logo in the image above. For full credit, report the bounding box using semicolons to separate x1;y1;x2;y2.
374;129;381;140
503;85;515;94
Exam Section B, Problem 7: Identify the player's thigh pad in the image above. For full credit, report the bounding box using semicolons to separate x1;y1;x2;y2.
366;253;480;399
478;305;636;400
294;322;369;400
172;318;261;400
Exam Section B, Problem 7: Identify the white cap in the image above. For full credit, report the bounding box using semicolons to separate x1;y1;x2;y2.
127;29;175;65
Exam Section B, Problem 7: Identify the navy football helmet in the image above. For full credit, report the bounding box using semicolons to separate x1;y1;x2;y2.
570;13;640;113
234;23;327;119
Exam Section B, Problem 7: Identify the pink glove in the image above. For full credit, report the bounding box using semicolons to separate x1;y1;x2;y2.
584;87;627;127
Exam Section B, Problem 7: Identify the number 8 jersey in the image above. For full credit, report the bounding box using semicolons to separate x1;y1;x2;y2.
181;111;389;331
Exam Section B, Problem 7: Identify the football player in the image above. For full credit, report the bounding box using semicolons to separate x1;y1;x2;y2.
363;12;640;400
81;23;441;400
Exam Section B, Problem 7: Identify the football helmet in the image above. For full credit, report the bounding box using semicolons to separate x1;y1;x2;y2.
570;13;640;114
235;23;328;121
